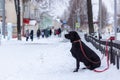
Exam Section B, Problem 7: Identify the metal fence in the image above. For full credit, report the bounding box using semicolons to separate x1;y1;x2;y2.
84;34;120;70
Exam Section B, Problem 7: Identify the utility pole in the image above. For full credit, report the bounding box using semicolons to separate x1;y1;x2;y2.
2;0;5;38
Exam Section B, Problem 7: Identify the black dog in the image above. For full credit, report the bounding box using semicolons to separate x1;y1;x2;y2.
65;31;101;72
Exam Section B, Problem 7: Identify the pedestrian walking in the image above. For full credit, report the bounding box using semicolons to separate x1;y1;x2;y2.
30;30;34;41
41;30;44;38
26;29;29;41
58;28;61;37
37;29;41;39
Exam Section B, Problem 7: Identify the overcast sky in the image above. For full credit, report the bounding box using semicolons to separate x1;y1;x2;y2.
92;0;114;21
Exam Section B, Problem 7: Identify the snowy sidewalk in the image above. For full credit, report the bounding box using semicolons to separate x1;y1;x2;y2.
0;35;120;80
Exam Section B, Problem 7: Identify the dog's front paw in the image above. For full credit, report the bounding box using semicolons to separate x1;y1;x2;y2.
73;69;78;72
82;67;87;70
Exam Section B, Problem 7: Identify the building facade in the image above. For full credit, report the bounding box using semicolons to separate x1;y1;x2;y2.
0;0;18;37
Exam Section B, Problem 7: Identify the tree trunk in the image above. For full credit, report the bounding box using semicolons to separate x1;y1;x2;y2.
14;0;21;40
87;0;94;34
17;0;21;40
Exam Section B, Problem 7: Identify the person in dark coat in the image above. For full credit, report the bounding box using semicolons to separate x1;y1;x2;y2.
58;28;61;37
26;29;29;41
37;29;41;39
30;30;34;41
44;29;49;38
49;29;52;36
41;30;45;38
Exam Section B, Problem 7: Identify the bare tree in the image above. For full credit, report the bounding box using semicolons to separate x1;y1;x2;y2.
14;0;21;40
117;0;120;27
87;0;94;34
98;3;108;29
67;0;88;30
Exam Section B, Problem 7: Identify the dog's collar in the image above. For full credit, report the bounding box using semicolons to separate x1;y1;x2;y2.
73;40;81;43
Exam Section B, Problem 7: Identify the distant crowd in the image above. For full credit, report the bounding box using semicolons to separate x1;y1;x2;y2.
25;28;62;41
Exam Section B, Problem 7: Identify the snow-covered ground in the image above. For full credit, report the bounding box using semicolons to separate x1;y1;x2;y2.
0;32;120;80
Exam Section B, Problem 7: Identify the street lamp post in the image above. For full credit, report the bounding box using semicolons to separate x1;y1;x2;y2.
114;0;117;39
98;0;102;50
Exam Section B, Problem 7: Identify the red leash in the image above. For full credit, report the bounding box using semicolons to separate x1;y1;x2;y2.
79;38;111;72
93;39;109;72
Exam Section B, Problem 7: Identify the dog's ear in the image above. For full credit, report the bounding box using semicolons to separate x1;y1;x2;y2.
65;31;81;42
74;32;81;40
70;31;80;40
66;31;80;43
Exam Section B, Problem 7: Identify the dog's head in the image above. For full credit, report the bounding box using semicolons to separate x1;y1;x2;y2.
64;31;80;43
